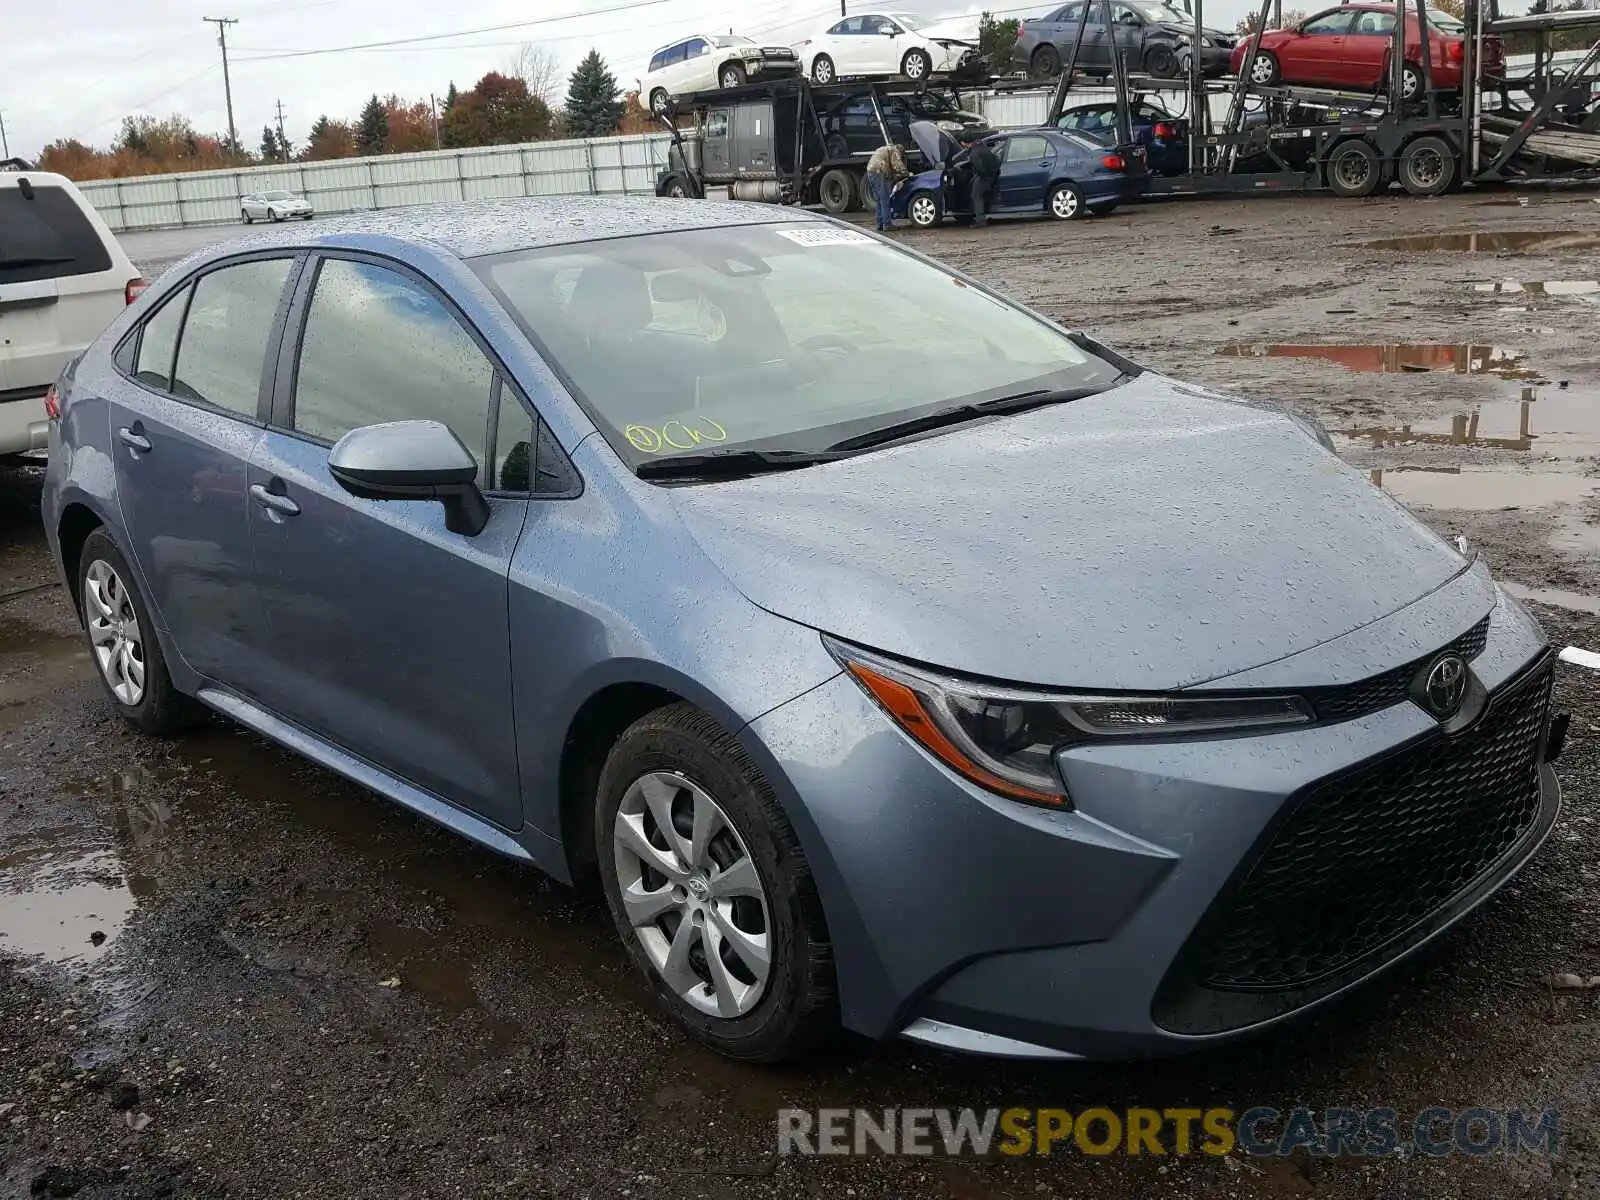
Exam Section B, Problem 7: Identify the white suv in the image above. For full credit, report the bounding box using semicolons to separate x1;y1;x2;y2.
645;34;801;113
1;169;142;457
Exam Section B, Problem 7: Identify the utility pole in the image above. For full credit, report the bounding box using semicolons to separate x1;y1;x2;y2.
429;93;442;150
203;17;239;156
0;110;9;160
274;97;288;159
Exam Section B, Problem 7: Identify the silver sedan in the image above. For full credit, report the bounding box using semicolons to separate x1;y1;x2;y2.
240;190;313;223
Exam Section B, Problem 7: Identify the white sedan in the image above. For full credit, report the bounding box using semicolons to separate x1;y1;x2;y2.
794;12;979;84
240;190;313;223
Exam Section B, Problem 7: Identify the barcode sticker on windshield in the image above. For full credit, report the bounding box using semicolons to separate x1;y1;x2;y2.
775;227;876;247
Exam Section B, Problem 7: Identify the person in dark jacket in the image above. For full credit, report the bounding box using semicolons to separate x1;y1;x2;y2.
963;131;1001;227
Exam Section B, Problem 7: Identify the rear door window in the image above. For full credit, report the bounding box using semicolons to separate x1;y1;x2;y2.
0;185;113;286
170;258;294;417
133;288;191;391
290;257;495;472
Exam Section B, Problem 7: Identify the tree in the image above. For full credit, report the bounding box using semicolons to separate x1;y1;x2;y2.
259;124;280;162
1236;7;1306;34
304;115;357;160
444;82;460;111
382;95;438;153
563;49;624;137
508;42;564;105
442;72;553;147
619;91;655;134
356;94;389;155
978;12;1022;76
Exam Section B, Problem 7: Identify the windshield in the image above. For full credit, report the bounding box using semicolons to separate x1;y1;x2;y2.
1134;2;1192;23
264;191;294;200
905;90;962;115
474;224;1122;469
711;34;753;45
892;12;926;28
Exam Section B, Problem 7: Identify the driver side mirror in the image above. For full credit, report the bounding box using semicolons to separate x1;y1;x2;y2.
328;419;490;536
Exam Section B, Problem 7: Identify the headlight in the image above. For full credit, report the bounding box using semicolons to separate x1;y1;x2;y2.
827;639;1313;808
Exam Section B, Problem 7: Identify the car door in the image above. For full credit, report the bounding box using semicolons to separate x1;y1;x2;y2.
1107;3;1146;74
244;253;526;830
854;15;894;72
102;254;298;687
1051;2;1098;68
995;133;1055;210
1285;9;1357;85
658;42;690;94
818;16;860;73
1343;8;1395;87
679;37;712;91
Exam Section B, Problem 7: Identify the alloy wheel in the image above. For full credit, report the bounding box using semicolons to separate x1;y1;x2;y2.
903;50;930;79
812;56;835;84
1249;54;1275;84
84;559;145;706
612;771;773;1018
909;194;939;226
1051;187;1081;219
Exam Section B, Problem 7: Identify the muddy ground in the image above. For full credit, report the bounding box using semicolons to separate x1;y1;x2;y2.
4;193;1600;1199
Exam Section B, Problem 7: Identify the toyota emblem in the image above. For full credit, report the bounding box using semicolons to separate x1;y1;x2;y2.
1421;654;1468;719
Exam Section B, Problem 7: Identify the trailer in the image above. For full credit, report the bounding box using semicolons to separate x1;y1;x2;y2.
654;77;1000;212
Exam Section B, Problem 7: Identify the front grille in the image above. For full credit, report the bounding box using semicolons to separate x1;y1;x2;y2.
1302;614;1490;724
1155;652;1554;1032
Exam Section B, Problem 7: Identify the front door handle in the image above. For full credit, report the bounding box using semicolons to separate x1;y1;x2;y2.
117;426;152;453
250;482;301;517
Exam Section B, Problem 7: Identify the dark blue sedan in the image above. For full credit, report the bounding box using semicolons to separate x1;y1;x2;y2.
892;122;1146;227
1054;99;1191;176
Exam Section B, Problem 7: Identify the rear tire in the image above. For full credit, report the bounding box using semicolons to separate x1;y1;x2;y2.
719;62;747;88
1031;44;1062;79
595;703;836;1063
649;88;670;115
1247;50;1281;86
906;189;943;228
901;48;933;80
1401;63;1423;100
1398;135;1456;195
1326;138;1380;198
818;168;858;214
810;54;836;84
76;529;200;736
1048;181;1086;220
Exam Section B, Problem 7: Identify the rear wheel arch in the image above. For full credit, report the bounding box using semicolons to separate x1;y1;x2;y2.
57;503;106;620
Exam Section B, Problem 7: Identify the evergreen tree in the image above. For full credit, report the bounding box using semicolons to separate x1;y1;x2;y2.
562;50;624;137
444;82;460;110
355;94;389;155
259;125;280;162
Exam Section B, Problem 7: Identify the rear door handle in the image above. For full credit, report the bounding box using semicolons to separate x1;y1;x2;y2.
250;482;301;517
117;426;152;453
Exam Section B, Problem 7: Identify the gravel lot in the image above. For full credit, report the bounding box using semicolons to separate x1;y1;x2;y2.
3;192;1600;1199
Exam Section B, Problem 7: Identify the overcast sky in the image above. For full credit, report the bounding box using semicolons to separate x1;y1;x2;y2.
2;0;1527;160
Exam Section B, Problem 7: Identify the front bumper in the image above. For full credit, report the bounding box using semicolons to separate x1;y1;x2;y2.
747;582;1559;1058
746;54;801;76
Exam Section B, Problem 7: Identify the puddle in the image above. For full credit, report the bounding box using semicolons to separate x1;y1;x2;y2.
1369;466;1597;509
1500;581;1600;615
1475;279;1600;303
1340;388;1600;455
0;843;138;966
1365;231;1600;253
1216;342;1536;379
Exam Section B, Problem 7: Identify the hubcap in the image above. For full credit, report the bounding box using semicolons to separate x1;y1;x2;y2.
612;771;772;1019
1409;147;1444;187
906;54;926;78
814;59;833;83
1052;188;1079;218
1251;55;1273;83
910;195;937;225
84;559;145;706
1337;152;1371;189
722;70;740;87
1403;70;1419;98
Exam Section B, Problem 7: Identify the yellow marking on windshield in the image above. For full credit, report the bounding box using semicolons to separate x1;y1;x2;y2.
625;417;729;454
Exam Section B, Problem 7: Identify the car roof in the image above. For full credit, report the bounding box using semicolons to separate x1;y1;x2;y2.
194;196;815;261
0;169;79;190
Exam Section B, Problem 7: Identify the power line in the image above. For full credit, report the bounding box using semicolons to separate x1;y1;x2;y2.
231;0;672;62
203;17;240;153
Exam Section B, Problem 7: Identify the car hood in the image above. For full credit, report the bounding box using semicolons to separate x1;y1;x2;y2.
909;119;959;166
670;374;1470;690
1159;21;1233;38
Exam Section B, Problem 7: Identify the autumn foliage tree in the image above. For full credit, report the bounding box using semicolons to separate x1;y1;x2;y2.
304;115;357;160
382;95;438;152
441;72;552;147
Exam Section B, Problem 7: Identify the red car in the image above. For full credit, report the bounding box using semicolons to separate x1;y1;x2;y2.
1228;4;1503;99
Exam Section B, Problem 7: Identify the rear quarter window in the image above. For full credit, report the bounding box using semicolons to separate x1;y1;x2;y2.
0;185;114;285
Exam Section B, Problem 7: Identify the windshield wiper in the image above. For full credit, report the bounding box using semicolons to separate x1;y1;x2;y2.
827;379;1126;454
634;447;853;481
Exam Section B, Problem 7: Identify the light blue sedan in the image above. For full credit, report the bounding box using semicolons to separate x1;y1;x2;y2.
42;197;1562;1062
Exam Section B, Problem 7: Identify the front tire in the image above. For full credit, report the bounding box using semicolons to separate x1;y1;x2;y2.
1031;44;1062;79
649;88;669;115
596;703;836;1062
719;62;747;88
818;168;858;214
1247;50;1281;86
1048;181;1086;219
906;188;943;228
77;529;199;735
241;210;252;224
1144;44;1179;77
810;54;836;84
901;48;933;80
270;209;284;222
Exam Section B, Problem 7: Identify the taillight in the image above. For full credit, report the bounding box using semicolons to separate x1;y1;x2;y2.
125;278;147;305
1102;154;1126;170
1447;40;1464;61
44;384;60;422
1153;122;1178;138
